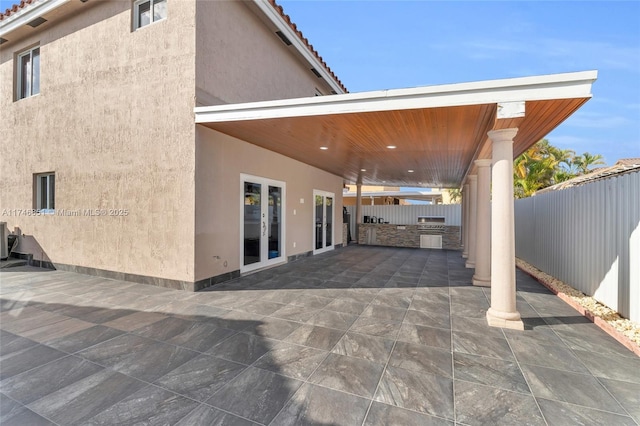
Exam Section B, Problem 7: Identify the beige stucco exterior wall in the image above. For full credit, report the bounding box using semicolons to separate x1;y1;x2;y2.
195;126;343;282
194;0;335;106
0;1;197;282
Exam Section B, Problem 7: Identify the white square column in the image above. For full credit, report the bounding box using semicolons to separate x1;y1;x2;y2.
472;159;492;287
486;128;523;330
465;175;478;268
462;182;470;259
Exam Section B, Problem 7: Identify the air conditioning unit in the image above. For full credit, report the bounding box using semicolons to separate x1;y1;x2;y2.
420;234;442;249
0;222;8;260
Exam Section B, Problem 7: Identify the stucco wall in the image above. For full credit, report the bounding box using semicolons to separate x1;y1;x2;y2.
195;126;343;282
195;0;335;106
0;1;197;282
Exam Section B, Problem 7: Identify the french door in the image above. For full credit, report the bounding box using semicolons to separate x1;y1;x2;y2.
313;190;335;254
241;174;285;273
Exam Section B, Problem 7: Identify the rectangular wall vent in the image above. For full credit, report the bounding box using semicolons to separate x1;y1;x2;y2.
310;68;321;78
0;38;7;45
275;31;292;46
27;17;47;27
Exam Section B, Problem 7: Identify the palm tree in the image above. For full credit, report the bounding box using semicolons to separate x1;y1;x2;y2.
573;152;606;174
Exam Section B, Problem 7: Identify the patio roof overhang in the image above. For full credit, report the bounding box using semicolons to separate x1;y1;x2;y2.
195;71;597;188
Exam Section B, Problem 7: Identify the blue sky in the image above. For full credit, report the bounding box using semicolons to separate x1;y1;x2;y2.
2;0;637;165
279;0;640;166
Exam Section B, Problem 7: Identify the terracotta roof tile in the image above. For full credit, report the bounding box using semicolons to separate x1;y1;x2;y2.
0;0;33;21
268;0;347;93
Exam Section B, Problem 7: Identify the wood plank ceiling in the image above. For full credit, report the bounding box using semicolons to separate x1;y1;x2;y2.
201;97;590;188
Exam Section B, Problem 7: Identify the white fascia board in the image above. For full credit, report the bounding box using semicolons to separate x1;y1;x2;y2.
0;0;70;38
195;70;597;124
251;0;345;95
344;191;443;198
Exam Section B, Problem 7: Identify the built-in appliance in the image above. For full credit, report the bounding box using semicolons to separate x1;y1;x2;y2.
417;216;446;232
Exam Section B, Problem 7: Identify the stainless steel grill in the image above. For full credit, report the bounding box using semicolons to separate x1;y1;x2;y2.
417;216;446;232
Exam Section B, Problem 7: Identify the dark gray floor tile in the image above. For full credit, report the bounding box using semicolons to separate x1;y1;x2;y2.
273;383;371;425
572;349;640;383
45;324;124;353
283;324;344;350
331;332;394;364
55;305;133;324
253;342;327;380
453;330;514;360
309;353;384;398
154;354;245;402
208;332;277;365
19;318;95;344
364;401;453;426
26;369;146;426
521;364;626;413
84;384;199;425
397;323;451;350
510;339;590;374
271;305;320;322
134;316;236;352
206;367;302;424
362;304;407;322
371;294;412;309
0;343;67;380
0;393;55;426
244;317;301;340
238;300;287;316
0;331;38;356
389;341;452;378
77;334;199;382
0;355;103;404
454;352;529;393
323;298;368;315
403;309;450;330
554;327;635;358
450;315;504;338
0;307;69;334
305;310;358;330
289;294;334;309
350;316;402;339
537;398;636;426
454;380;545;426
175;405;258;426
374;365;454;419
599;378;640;422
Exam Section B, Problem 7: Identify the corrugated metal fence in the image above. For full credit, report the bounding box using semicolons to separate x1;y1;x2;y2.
344;204;461;244
515;171;640;322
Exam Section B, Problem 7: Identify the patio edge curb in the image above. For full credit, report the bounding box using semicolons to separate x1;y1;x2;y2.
516;263;640;358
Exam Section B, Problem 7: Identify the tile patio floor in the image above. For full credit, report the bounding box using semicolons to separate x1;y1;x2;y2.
1;245;639;425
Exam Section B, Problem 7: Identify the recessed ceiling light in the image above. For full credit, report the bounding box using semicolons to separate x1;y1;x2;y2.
320;146;328;150
360;169;366;172
386;145;396;149
408;169;414;173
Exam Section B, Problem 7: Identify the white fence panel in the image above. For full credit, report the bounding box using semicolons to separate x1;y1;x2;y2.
515;171;640;322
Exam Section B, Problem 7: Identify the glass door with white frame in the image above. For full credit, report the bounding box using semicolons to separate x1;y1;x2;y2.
241;175;285;273
314;190;334;254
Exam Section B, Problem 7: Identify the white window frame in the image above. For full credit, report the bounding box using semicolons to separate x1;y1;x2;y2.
35;172;55;213
16;46;40;100
133;0;167;30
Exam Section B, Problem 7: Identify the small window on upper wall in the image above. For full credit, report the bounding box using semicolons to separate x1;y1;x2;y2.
16;46;40;100
133;0;167;30
34;172;55;213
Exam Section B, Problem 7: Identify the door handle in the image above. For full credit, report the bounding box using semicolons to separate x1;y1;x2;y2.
262;221;266;237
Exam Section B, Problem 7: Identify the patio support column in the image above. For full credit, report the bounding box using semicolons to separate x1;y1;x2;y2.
462;183;470;259
355;183;362;243
486;128;523;330
465;175;478;268
473;159;492;287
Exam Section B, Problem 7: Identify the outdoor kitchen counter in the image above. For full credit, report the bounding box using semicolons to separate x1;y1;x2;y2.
357;223;461;250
